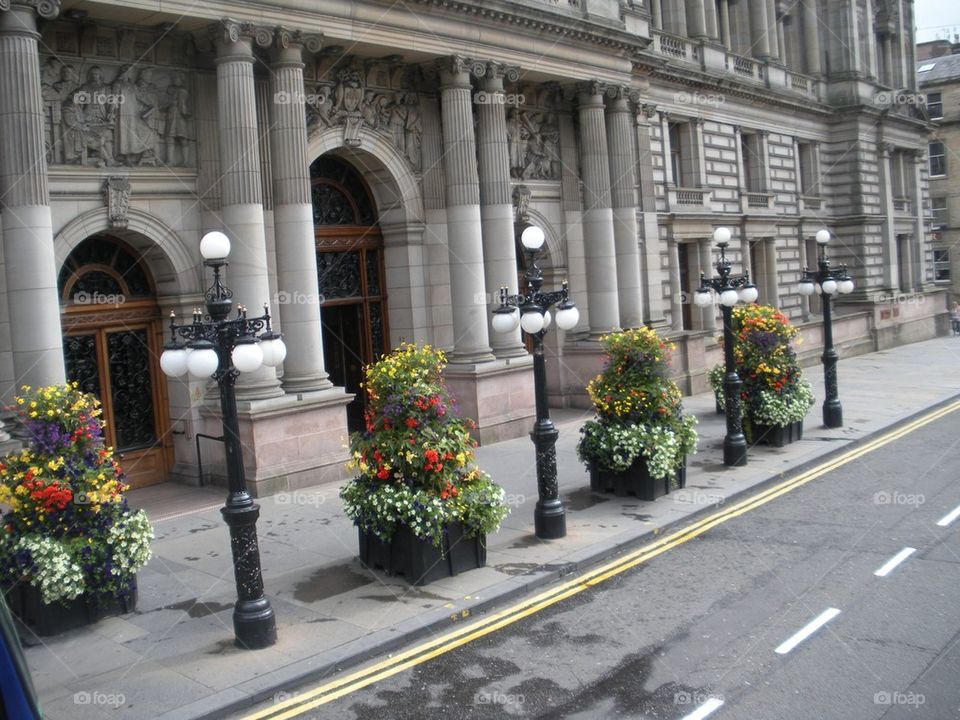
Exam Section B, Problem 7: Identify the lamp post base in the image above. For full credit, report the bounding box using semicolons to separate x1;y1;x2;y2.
233;598;277;650
723;434;748;467
823;401;843;429
534;500;566;539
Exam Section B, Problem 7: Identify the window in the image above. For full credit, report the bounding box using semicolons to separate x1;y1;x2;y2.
667;120;700;187
797;141;819;196
932;197;948;229
929;142;946;176
740;132;766;191
934;248;950;283
928;92;943;121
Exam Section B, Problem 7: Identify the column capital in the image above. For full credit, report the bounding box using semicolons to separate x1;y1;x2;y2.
208;17;274;56
436;54;485;83
879;141;894;158
483;61;521;84
912;147;925;164
605;84;640;109
0;0;60;20
269;28;323;65
576;80;607;100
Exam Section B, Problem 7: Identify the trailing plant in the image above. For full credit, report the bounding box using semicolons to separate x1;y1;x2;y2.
708;304;814;426
577;327;697;478
340;343;509;548
0;383;152;606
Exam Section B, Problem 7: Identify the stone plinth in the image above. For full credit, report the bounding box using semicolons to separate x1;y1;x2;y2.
200;388;352;497
443;357;535;445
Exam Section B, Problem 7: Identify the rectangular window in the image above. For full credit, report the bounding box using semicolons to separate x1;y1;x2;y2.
797;141;818;196
928;92;943;121
929;142;946;177
668;121;700;188
932;197;948;229
934;248;950;283
740;132;765;191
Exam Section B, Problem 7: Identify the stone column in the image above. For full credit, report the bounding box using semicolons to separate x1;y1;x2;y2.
802;0;822;75
878;143;898;291
476;62;525;358
0;1;66;392
438;56;494;364
911;149;926;291
667;237;684;332
578;82;620;336
766;0;781;61
698;239;716;332
267;30;332;394
719;0;732;49
749;0;772;60
650;0;662;29
211;21;282;400
635;103;666;325
763;238;779;307
686;0;708;40
606;87;643;328
704;0;719;40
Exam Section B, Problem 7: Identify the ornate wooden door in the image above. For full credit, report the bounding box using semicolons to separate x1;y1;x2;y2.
311;156;389;432
59;235;172;487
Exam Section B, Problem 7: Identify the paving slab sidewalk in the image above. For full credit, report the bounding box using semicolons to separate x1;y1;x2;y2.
21;335;960;720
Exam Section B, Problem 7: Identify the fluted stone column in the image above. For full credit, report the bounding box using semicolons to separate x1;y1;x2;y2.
438;56;494;364
667;238;684;332
749;0;772;60
802;0;822;75
606;87;643;328
635;103;666;325
578;82;620;336
0;1;66;392
766;0;780;61
476;63;525;358
267;31;332;394
686;0;708;40
698;239;717;332
719;0;732;49
212;21;282;399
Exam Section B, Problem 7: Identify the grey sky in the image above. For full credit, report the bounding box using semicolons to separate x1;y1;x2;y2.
916;0;960;43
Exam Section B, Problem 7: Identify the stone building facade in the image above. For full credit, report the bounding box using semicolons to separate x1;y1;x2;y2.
917;42;960;302
0;0;942;495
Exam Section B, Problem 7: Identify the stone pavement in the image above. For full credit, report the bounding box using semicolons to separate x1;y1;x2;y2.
20;335;960;720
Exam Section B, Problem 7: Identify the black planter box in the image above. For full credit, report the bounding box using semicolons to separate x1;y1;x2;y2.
590;456;686;501
358;523;486;587
5;579;138;638
748;419;804;447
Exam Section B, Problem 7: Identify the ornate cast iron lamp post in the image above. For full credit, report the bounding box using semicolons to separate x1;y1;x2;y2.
693;227;759;467
798;229;854;428
491;225;579;539
159;231;287;649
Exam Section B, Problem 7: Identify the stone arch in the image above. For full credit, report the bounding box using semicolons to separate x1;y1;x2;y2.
53;207;201;298
523;209;564;270
306;128;424;226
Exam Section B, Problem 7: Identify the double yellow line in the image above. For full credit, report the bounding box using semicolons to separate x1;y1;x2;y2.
244;399;960;720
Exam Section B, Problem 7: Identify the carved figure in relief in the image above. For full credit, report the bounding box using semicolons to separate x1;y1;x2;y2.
163;72;194;166
404;93;422;170
387;92;407;155
306;84;335;131
113;65;159;166
41;58;67;163
72;66;118;167
507;108;525;177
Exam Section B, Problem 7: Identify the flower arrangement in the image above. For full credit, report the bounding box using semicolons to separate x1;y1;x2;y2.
577;327;697;479
0;383;152;606
709;304;814;427
340;343;509;549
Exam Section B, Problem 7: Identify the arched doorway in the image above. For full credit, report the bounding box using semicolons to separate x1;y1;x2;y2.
58;235;173;487
311;155;389;431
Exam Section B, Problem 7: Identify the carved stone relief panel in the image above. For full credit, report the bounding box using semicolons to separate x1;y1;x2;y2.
505;82;563;181
39;20;198;169
305;55;424;171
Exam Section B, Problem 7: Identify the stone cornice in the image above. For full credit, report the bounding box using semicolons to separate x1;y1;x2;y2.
402;0;649;56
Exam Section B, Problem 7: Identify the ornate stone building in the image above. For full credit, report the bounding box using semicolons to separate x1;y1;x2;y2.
0;0;940;495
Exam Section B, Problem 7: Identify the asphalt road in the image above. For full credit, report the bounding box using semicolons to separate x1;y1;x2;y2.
245;409;960;720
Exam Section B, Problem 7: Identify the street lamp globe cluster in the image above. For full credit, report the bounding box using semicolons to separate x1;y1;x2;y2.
693;227;758;467
159;230;285;650
492;224;579;539
798;229;854;428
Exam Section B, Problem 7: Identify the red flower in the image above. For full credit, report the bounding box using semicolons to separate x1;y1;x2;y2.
376;466;390;480
405;417;419;429
424;449;439;464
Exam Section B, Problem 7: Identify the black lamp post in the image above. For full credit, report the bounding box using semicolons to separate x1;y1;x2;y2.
799;229;855;428
693;227;758;467
160;231;287;649
491;225;580;539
